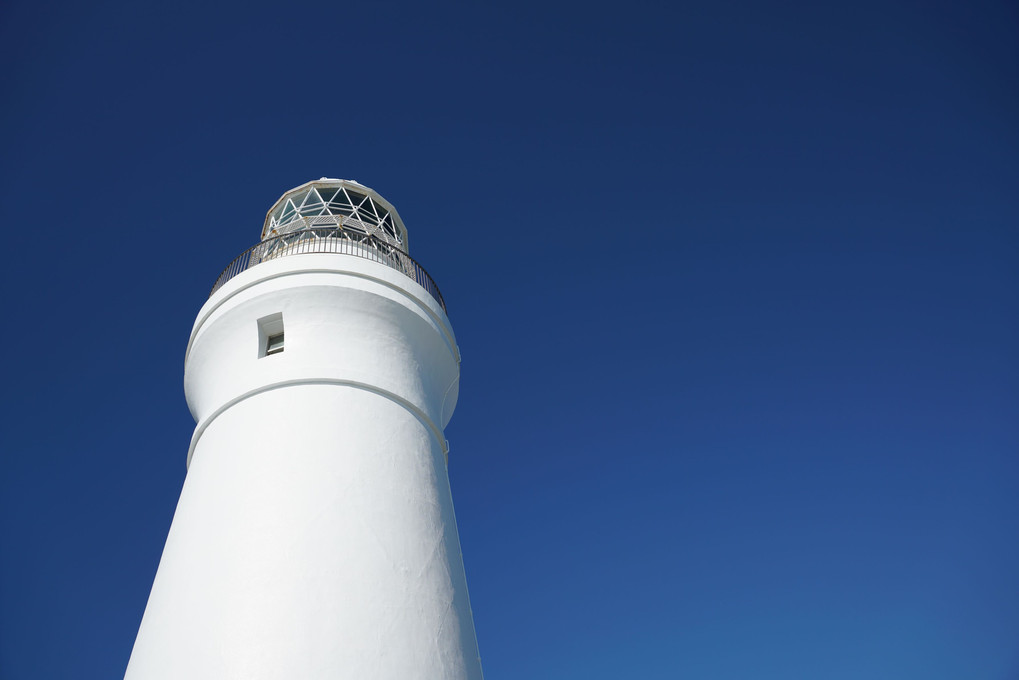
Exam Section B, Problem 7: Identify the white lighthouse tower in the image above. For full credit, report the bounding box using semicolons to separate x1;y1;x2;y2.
125;179;483;679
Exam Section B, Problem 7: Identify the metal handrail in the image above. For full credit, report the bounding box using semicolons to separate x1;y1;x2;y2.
209;227;446;312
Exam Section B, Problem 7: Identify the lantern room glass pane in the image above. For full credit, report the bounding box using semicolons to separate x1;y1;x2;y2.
289;190;308;208
345;190;366;207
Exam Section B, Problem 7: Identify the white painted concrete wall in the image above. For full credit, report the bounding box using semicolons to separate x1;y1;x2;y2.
125;253;482;679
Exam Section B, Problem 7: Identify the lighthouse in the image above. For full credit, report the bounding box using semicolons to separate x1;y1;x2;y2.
125;179;484;679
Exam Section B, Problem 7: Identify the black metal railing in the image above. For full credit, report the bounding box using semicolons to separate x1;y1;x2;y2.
209;227;446;312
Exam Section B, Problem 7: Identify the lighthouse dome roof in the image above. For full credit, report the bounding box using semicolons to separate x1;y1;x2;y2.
263;179;408;250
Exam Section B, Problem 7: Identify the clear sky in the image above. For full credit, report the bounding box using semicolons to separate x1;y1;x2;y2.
1;0;1016;678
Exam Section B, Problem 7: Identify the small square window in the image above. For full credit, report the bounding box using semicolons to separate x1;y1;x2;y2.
257;313;285;358
266;332;284;356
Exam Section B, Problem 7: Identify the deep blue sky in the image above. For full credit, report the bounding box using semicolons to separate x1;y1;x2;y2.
1;0;1017;678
